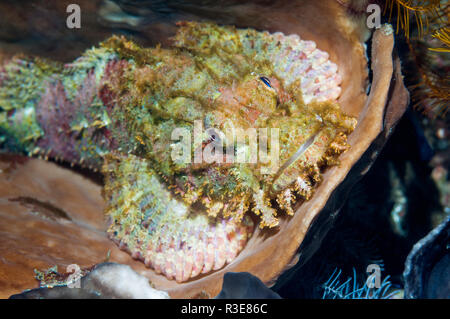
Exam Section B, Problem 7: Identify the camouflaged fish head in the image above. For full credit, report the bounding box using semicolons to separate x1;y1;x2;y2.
0;21;356;282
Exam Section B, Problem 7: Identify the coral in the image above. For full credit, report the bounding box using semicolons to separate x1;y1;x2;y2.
12;263;171;299
385;0;444;40
0;21;356;281
384;0;449;116
322;268;400;299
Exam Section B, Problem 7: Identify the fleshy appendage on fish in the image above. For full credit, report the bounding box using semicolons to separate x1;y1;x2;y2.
0;21;356;282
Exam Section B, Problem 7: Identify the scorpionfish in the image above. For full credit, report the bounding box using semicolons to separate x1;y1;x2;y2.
0;21;357;282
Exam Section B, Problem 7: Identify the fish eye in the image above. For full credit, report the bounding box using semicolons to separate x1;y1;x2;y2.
259;76;272;88
205;128;221;144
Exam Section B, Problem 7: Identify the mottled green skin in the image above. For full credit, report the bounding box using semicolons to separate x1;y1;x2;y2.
0;48;118;168
0;22;356;280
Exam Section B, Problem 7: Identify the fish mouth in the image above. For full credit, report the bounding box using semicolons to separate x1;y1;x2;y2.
103;152;255;283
